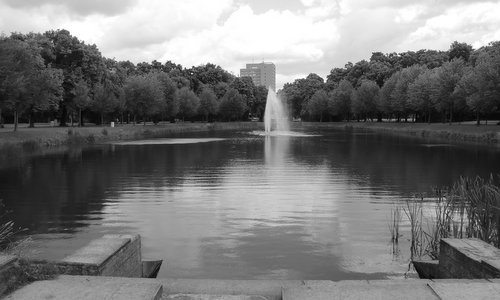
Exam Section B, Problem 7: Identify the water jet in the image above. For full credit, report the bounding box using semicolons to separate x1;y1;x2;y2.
264;89;289;134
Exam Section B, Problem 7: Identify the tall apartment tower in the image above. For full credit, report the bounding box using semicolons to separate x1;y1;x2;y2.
240;62;276;91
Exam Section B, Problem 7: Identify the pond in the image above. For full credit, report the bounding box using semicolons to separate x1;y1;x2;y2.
1;127;500;279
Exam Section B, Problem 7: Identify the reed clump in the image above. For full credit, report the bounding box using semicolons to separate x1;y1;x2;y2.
390;175;500;261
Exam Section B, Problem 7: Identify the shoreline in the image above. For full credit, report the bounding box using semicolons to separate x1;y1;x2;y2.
1;121;500;154
0;122;263;149
295;121;500;145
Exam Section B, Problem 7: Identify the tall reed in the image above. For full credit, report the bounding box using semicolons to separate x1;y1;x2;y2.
403;196;424;260
389;205;402;256
397;175;500;261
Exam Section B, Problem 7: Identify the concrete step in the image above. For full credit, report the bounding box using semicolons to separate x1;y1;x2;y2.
158;278;304;300
282;280;439;300
282;279;500;300
428;279;500;300
163;294;269;300
4;275;162;300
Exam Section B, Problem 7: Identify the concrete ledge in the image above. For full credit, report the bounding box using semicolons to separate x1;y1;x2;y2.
4;275;162;300
0;255;19;296
282;279;437;300
158;279;304;300
24;234;142;278
439;238;500;279
164;294;270;300
413;260;440;279
428;279;500;300
282;279;500;300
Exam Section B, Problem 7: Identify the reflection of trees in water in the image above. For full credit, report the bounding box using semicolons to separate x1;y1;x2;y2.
0;140;233;235
269;130;500;196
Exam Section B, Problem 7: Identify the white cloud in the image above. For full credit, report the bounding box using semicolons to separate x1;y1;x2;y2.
399;2;500;51
394;4;426;24
158;5;340;89
1;0;500;89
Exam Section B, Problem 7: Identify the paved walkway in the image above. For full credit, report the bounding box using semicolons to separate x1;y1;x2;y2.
5;276;500;299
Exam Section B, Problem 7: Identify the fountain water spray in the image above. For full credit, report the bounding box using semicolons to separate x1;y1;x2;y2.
264;89;289;134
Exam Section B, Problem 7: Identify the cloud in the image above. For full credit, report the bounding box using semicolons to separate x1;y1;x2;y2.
1;0;500;89
398;2;500;52
0;0;137;17
157;5;340;88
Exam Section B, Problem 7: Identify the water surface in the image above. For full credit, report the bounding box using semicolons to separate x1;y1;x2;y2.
1;127;499;279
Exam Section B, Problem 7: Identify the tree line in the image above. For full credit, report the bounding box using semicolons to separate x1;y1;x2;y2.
0;29;268;131
281;41;500;124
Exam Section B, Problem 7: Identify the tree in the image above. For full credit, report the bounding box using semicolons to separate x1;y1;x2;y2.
458;52;500;125
352;80;379;121
307;90;329;122
156;72;178;121
327;67;349;85
43;29;106;126
391;65;427;121
219;88;246;121
25;67;63;127
91;82;118;125
177;87;200;121
71;79;91;126
124;74;164;125
379;74;398;120
328;79;353;121
252;85;268;120
408;70;436;123
449;41;473;62
230;76;255;118
430;59;467;124
187;63;233;93
0;38;61;131
198;87;218;122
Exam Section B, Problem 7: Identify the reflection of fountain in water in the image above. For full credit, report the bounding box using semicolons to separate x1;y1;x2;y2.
264;89;289;134
264;135;291;166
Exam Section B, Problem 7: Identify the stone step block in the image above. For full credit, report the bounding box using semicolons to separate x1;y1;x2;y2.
158;278;303;300
282;280;438;300
4;275;162;300
164;294;270;300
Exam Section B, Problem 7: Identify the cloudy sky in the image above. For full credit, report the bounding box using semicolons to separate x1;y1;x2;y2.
1;0;500;89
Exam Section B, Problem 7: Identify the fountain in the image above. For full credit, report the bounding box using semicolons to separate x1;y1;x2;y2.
255;89;315;137
264;89;289;134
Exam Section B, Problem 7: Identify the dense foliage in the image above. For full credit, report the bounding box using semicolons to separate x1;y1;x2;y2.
2;30;500;129
0;30;267;130
282;42;500;124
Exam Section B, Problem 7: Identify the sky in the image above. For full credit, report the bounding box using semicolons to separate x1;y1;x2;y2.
1;0;500;89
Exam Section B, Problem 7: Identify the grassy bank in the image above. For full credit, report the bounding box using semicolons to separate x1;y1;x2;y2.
0;122;263;150
1;121;499;153
298;122;500;145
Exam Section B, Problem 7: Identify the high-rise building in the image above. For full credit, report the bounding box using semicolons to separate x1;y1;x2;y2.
240;62;276;91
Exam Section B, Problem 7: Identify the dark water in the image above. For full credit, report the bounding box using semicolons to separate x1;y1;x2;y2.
1;128;500;279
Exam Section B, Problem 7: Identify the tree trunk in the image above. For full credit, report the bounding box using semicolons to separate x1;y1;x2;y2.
59;101;67;127
101;113;104;126
476;111;480;126
79;108;83;127
13;109;18;132
0;108;3;128
29;106;35;128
